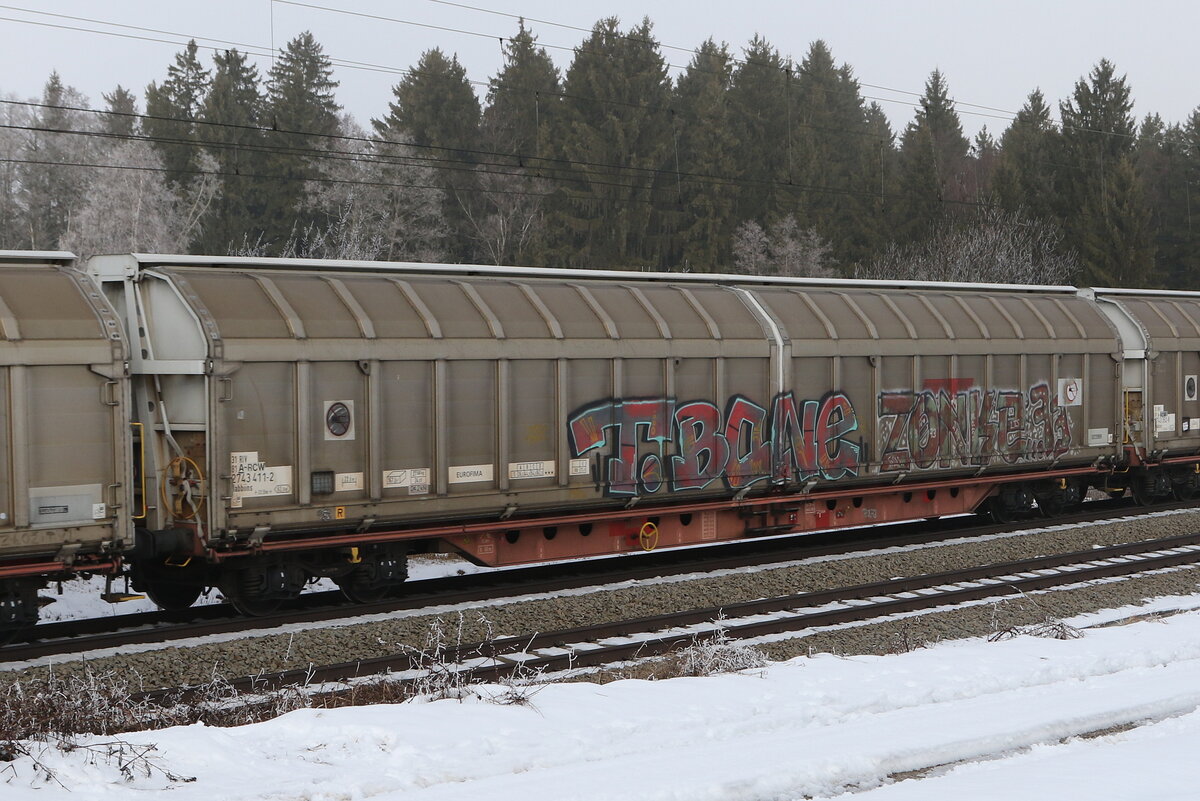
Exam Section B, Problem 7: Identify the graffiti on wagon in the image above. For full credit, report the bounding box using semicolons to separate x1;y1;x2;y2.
877;380;1072;472
567;392;864;497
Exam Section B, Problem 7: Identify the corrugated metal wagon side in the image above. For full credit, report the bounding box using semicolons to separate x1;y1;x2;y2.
0;252;130;628
1090;288;1200;501
82;254;1158;612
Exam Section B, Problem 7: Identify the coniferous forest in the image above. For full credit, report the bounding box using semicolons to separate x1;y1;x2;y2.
2;18;1196;288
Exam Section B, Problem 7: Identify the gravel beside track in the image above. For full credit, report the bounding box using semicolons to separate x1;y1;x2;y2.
6;509;1200;688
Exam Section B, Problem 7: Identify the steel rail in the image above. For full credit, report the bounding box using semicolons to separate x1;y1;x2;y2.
158;529;1200;699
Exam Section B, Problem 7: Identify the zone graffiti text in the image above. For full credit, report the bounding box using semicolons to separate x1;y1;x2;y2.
877;381;1072;471
567;392;864;497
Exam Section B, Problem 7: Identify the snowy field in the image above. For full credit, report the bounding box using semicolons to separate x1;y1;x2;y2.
7;595;1200;799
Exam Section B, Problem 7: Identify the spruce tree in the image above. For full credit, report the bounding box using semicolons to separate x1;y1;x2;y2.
1135;115;1192;287
471;22;562;265
992;89;1059;222
727;37;791;225
553;17;674;268
101;85;137;137
894;70;969;242
262;31;341;251
1058;59;1154;286
375;48;482;260
483;22;560;161
144;40;210;189
20;72;92;249
672;38;737;270
792;41;879;268
197;48;266;253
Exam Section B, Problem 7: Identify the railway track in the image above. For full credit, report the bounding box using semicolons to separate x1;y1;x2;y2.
2;498;1194;668
219;528;1200;698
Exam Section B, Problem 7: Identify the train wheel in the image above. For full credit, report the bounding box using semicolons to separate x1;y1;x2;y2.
336;548;408;604
0;579;39;643
1132;470;1169;507
228;591;287;617
986;484;1032;523
336;577;390;605
1171;470;1200;501
144;580;203;612
223;563;304;617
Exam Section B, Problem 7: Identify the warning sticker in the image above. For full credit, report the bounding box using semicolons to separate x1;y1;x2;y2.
1057;377;1082;407
230;452;293;508
569;458;590;477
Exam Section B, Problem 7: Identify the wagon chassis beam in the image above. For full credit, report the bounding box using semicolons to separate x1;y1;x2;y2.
212;462;1123;562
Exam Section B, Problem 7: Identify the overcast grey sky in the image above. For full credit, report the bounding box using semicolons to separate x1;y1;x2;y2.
1;1;1196;139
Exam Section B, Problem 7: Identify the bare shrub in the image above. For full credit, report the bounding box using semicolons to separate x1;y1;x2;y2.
732;215;835;278
400;612;493;702
989;618;1084;642
675;628;768;677
855;208;1077;285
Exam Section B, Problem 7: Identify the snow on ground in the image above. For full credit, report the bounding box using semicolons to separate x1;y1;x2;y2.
8;597;1200;799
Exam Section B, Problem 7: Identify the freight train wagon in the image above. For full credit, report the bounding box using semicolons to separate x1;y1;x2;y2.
0;252;131;626
6;251;1200;627
85;254;1132;615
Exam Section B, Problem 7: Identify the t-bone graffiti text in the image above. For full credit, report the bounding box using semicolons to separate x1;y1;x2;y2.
568;392;863;497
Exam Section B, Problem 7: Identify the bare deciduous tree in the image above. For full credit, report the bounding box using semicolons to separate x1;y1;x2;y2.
457;168;548;265
854;208;1077;285
731;215;834;277
59;142;219;259
294;115;447;262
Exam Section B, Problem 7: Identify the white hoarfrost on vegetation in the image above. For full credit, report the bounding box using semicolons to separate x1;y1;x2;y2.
59;141;218;259
732;213;835;277
855;208;1078;285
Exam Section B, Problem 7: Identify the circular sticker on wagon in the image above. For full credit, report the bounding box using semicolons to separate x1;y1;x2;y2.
323;400;355;440
1057;378;1082;407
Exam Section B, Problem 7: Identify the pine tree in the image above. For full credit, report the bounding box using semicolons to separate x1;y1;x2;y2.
101;85;137;137
671;38;736;270
992;89;1059;222
791;42;879;268
467;22;562;265
1135;115;1192;287
20;72;93;249
196;48;266;253
553;17;674;268
143;40;210;189
375;48;482;260
727;36;790;225
261;31;341;251
1058;59;1154;286
894;69;970;242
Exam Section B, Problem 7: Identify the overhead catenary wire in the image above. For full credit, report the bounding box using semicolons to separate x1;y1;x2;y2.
0;93;1145;197
0;0;1149;149
0;115;933;210
274;0;1151;144
0;3;1175;217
